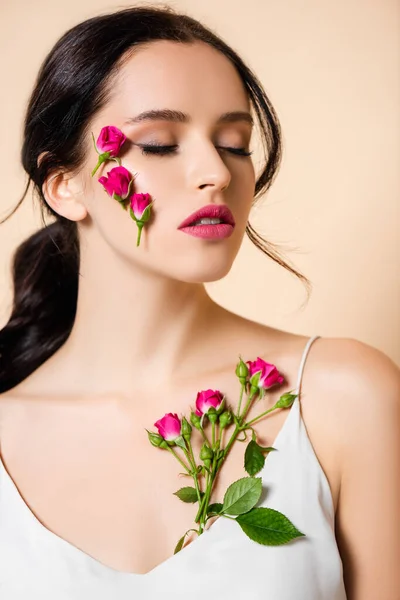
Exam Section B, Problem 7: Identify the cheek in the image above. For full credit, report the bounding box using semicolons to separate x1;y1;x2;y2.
93;193;135;245
230;165;256;219
118;155;182;221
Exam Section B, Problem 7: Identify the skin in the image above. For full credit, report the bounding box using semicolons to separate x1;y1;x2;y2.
0;40;399;598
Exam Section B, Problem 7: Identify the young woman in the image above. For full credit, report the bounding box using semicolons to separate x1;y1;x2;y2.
0;5;398;600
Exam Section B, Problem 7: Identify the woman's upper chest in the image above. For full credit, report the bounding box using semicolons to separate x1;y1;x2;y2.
0;336;342;574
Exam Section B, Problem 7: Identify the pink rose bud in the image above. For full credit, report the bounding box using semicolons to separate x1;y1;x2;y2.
130;193;153;221
195;389;224;417
129;193;154;247
246;358;284;394
96;125;127;156
91;125;127;177
154;412;182;442
98;166;134;207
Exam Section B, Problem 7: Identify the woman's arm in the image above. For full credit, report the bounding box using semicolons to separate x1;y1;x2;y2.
334;340;400;600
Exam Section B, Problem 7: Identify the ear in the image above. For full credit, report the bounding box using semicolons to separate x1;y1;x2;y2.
38;152;88;222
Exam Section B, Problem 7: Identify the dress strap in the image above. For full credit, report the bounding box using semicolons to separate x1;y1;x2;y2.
294;335;321;396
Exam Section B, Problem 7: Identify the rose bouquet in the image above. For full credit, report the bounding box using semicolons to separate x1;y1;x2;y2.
146;356;305;554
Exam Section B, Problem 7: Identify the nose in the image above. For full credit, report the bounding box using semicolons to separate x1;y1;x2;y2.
188;140;232;194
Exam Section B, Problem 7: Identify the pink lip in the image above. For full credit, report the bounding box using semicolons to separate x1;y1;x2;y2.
178;204;236;229
179;223;234;239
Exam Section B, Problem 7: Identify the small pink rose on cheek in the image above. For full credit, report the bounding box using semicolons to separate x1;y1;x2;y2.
154;413;182;441
96;125;127;157
130;193;153;221
90;125;127;177
98;166;133;199
129;193;154;247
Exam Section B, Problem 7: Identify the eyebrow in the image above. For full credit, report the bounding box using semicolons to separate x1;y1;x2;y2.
123;109;254;127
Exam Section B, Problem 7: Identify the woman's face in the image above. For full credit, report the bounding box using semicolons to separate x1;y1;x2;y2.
80;40;256;283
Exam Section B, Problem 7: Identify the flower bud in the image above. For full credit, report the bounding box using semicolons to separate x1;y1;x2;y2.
146;430;168;449
90;126;126;177
194;389;224;417
207;407;218;425
154;412;181;442
274;392;297;409
190;411;202;430
181;417;193;441
247;357;285;391
218;410;233;430
235;356;249;385
249;370;261;389
98;166;133;201
200;442;213;462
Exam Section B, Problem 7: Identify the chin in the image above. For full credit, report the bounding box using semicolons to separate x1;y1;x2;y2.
180;256;236;283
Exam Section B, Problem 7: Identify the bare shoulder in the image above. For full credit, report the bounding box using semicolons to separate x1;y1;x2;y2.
308;335;400;423
298;334;400;458
306;336;400;599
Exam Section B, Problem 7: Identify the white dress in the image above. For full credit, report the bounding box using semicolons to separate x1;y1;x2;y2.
0;335;347;599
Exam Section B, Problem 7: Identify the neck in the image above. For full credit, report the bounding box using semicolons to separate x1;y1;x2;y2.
45;239;224;395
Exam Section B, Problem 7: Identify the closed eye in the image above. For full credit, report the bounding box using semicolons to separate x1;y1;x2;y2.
137;144;253;157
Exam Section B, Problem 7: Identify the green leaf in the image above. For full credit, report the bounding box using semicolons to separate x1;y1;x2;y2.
207;502;223;516
236;507;305;545
244;440;266;476
173;487;199;503
174;533;186;554
174;529;199;554
174;534;186;554
222;476;262;515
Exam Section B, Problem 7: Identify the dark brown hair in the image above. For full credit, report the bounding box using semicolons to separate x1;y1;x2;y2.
0;4;311;393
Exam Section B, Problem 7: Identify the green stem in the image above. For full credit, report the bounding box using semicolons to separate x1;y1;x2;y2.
91;151;110;177
236;384;245;417
167;447;191;474
197;464;215;524
195;467;210;522
199;456;221;525
239;390;258;421
91;160;102;177
136;223;144;246
215;422;219;449
220;424;241;463
243;405;278;428
195;411;242;526
184;442;202;504
199;424;212;447
211;422;215;448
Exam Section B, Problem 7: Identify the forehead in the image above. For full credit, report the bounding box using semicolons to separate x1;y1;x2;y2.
108;40;251;119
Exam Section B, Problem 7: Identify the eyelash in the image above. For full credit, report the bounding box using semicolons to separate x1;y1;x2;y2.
138;144;253;157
